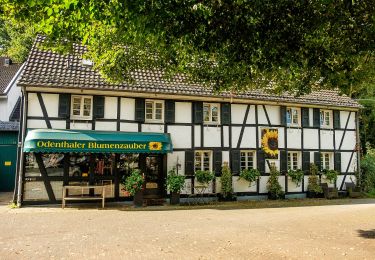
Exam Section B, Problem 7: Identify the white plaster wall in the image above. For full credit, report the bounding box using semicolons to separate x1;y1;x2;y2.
203;126;221;147
0;79;21;121
266;159;280;173
287;178;303;192
279;176;286;191
303;129;319;149
340;175;356;190
28;93;43;117
0;99;7;121
175;102;192;123
259;176;269;193
222;151;229;165
120;122;138;132
309;108;314;127
231;126;241;148
104;97;118;119
341;152;357;173
335;130;344;148
23;182;48;200
142;124;164;133
95;121;117;131
70;122;92;130
264;105;280;125
223;126;229;147
240;127;257;148
194;125;201;147
303;176;309;192
41;93;59;117
180;179;192;194
27;119;47;129
340;131;356;150
246;105;256;124
215;177;221;193
120;98;135;120
286;128;302;149
233;176;257;192
168;125;191;149
231;104;247;124
320;130;334;150
50;120;66;129
194;180;213;193
340;111;356;129
167;151;185;173
257;105;268;125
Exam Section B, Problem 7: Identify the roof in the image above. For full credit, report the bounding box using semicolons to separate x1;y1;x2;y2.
0;121;19;131
9;97;21;122
19;35;360;108
0;57;22;95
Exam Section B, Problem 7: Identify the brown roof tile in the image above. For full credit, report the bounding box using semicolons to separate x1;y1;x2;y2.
0;57;22;94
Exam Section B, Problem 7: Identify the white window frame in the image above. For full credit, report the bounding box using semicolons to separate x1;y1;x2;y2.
145;99;164;123
70;95;93;120
203;103;220;124
288;151;301;170
240;150;256;171
320;152;333;170
286;107;300;127
320;110;332;128
194;150;212;172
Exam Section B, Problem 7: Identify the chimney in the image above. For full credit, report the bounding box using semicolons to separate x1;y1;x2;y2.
4;58;12;66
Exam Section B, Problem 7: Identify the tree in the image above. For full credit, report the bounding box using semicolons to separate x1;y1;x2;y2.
1;0;374;95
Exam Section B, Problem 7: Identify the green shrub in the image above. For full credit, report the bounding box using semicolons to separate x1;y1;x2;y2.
361;145;375;192
195;170;215;184
121;169;144;196
322;169;338;184
220;165;233;198
267;166;284;199
239;168;260;184
287;169;304;186
307;163;323;193
166;168;185;193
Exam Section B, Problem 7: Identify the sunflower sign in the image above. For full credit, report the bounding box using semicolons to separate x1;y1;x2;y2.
261;129;279;159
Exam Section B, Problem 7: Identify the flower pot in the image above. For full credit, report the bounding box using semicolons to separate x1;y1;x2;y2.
170;192;180;205
133;190;143;207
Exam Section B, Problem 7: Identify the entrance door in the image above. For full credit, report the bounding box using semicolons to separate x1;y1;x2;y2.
141;154;164;198
0;145;17;191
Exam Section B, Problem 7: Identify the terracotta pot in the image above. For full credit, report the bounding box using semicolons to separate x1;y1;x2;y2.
133;190;143;207
170;192;180;205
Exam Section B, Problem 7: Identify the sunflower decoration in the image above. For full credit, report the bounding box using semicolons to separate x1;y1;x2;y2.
149;142;162;151
261;129;279;158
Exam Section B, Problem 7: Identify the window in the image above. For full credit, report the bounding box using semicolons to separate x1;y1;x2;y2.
320;152;332;170
240;151;255;171
145;100;164;122
288;152;300;170
71;95;93;119
203;103;220;124
320;110;332;128
194;151;212;171
286;107;300;126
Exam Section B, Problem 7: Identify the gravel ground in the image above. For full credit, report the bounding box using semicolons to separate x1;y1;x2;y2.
0;194;374;260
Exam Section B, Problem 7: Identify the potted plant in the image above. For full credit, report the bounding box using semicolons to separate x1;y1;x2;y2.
267;166;285;200
166;168;185;205
220;164;234;201
287;169;304;187
307;163;323;198
195;170;215;186
122;169;145;207
239;168;260;186
322;169;338;184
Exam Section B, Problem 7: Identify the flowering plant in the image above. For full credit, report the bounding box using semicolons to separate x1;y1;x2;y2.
121;169;145;196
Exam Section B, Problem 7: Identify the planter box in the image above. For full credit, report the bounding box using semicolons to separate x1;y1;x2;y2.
170;192;180;205
268;192;285;200
306;191;324;198
133;190;143;207
218;193;236;202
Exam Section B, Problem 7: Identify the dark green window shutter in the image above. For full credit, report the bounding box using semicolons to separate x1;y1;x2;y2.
280;106;286;126
301;108;310;127
280;150;287;173
185;150;195;176
58;94;71;118
302;152;310;173
257;150;266;174
193;101;203;124
164;100;175;124
93;96;105;119
314;152;321;172
230;150;241;175
221;103;231;125
313;108;320;128
213;150;222;176
333;110;340;129
135;98;145;122
334;152;341;173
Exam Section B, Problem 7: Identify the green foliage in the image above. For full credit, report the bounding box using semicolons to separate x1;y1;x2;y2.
195;170;214;185
361;145;375;192
322;169;338;184
2;1;375;94
287;169;304;186
307;163;323;193
220;165;232;199
121;169;144;196
239;168;260;184
267;167;284;199
166;168;185;193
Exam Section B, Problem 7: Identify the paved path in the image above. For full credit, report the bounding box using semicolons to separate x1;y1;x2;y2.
0;198;374;259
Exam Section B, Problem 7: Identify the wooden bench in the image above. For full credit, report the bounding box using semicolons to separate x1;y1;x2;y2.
62;185;106;209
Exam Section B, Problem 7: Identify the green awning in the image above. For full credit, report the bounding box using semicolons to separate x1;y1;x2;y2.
24;129;173;154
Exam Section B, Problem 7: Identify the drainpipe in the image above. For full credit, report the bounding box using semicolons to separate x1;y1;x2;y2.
356;111;361;186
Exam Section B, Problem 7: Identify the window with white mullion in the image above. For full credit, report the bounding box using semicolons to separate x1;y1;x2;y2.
288;152;299;170
145;100;164;122
286;107;300;126
203;103;220;124
320;152;332;170
194;151;212;172
240;151;255;171
71;95;92;119
320;110;332;128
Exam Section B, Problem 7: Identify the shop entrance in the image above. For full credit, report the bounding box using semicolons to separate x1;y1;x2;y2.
140;154;165;199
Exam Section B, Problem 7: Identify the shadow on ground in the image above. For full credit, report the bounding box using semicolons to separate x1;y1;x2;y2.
358;229;375;239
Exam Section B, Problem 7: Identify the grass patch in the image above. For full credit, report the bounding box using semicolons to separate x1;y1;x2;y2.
8;202;19;209
365;189;375;198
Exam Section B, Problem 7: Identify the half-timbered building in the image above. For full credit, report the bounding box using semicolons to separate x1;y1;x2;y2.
15;36;361;204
